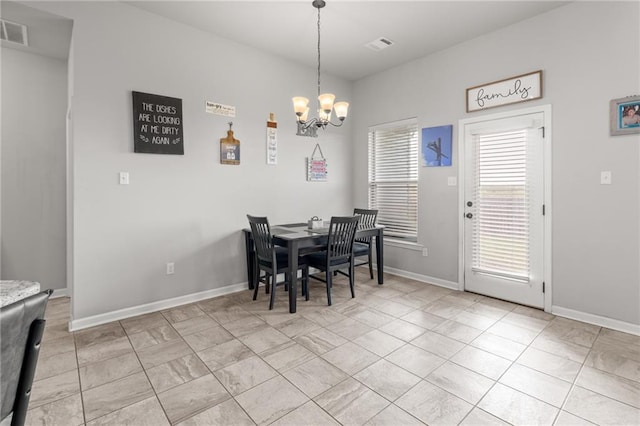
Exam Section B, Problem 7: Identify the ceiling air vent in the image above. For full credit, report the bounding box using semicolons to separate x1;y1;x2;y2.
365;37;394;52
0;19;29;46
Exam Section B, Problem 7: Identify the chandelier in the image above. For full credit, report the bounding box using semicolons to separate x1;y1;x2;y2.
292;0;349;138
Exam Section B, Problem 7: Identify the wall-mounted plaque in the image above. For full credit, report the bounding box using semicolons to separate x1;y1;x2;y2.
132;91;184;154
220;123;240;165
307;143;327;181
466;70;543;113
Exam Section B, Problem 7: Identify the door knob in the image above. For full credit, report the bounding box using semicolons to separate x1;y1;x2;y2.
466;213;473;219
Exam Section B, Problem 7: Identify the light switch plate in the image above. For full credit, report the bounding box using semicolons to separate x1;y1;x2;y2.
119;172;130;185
600;171;611;185
447;177;457;186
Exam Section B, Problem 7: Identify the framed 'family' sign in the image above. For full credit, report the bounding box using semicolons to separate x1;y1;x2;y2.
132;91;184;154
466;70;543;113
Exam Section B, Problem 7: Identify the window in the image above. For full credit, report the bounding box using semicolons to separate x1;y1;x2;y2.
368;119;419;242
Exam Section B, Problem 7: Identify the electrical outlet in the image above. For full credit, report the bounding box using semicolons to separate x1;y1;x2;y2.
166;262;175;275
600;171;612;185
119;172;129;185
422;248;428;257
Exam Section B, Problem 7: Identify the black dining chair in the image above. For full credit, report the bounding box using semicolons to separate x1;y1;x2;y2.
352;208;379;279
1;289;52;426
303;215;360;306
247;215;309;310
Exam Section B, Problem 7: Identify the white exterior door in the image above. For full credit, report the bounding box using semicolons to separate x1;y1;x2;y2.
460;108;548;308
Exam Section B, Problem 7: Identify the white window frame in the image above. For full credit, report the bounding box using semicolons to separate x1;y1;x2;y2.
368;118;419;243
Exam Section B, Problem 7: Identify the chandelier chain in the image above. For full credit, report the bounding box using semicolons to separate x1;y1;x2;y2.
317;4;321;100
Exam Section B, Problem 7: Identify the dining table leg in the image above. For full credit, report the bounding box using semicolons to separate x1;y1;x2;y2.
376;230;384;285
288;240;299;313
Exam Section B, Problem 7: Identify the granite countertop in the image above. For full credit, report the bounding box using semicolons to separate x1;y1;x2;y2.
0;280;41;308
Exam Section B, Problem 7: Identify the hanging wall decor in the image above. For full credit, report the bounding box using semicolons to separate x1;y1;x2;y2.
466;70;543;113
266;113;278;165
422;125;453;167
610;95;640;135
307;143;328;181
132;91;184;154
220;122;240;165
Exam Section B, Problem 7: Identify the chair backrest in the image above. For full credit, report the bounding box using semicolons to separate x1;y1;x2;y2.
327;216;360;264
1;289;52;425
247;215;275;264
353;208;378;243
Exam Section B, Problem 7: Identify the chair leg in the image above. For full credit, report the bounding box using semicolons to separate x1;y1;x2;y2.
349;263;355;299
265;273;270;294
252;270;260;301
303;266;309;301
326;270;332;306
368;249;374;279
268;275;276;310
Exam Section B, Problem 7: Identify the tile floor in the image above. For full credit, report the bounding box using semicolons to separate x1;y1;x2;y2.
26;270;640;425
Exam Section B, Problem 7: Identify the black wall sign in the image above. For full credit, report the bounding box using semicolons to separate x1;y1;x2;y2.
132;91;184;155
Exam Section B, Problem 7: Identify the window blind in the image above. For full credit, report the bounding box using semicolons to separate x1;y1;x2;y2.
368;120;418;241
472;129;530;281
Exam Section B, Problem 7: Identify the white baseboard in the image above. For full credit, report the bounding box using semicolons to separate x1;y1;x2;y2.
50;288;69;299
70;282;248;332
552;305;640;336
382;266;460;291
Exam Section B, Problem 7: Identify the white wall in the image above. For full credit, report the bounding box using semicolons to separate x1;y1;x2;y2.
352;2;640;325
30;1;353;322
1;47;68;291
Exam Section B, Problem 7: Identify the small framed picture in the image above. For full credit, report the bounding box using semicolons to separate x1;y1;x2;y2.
610;95;640;136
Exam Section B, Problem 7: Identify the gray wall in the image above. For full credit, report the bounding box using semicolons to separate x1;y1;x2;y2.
31;1;353;322
1;47;68;291
351;2;640;325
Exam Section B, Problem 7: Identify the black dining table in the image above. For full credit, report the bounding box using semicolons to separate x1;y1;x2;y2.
243;223;385;313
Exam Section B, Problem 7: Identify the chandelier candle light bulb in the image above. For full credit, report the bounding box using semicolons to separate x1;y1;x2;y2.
292;0;349;137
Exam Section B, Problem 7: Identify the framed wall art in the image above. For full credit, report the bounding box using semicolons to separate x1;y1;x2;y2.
132;91;184;155
422;125;453;167
610;95;640;136
466;70;543;113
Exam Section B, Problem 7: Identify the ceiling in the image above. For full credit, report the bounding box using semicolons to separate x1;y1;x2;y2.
1;1;569;80
126;1;569;81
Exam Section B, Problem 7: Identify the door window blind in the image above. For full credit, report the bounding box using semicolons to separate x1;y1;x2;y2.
472;129;530;281
368;120;418;241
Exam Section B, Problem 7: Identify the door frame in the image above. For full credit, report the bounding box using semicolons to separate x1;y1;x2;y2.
457;104;553;312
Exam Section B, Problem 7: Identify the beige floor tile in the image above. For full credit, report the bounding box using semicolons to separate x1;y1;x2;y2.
30;369;80;409
157;374;231;424
517;347;582;382
554;410;597;425
34;349;77;381
270;400;339;426
471;333;526;361
540;318;600;348
385;344;445;378
79;351;142;391
86;396;169;426
222;315;269;337
354;329;405;357
172;315;219;337
599;328;640;347
39;333;75;359
593;334;640;362
146;353;210;393
432;319;483;344
459;407;509;425
136;338;193;369
452;310;498;330
499;363;571;407
410;330;465;359
74;322;126;349
576;366;640;408
261;342;317;372
42;322;72;342
121;312;170;335
426;361;494;404
512;305;555;321
207;305;255;324
401;310;447;330
238;327;292;354
283;357;348;398
295;328;348;355
486;321;540;346
303;307;349;326
379;319;426;342
396;380;472;425
161;303;206;324
127;324;181;351
330;317;375;340
76;335;133;366
236;375;309;425
176;399;254;426
197;338;254;371
25;392;84;426
352;308;397;328
478;383;558;425
277;316;322;338
315;377;389;425
585;346;640;383
531;334;591;364
182;325;235;352
564;386;640;425
322;341;380;375
364;404;423;425
450;345;512;380
214;355;278;395
465;301;511;321
372;300;416;318
501;311;551;333
355;359;421;401
393;294;429;309
82;371;154;422
422;299;466;319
